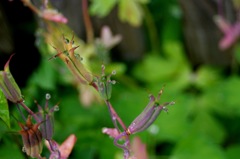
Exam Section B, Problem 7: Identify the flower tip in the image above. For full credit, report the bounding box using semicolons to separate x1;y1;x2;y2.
4;54;15;71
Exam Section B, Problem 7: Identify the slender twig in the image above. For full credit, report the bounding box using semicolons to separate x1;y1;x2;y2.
21;0;41;15
105;100;127;131
18;101;40;122
16;104;27;121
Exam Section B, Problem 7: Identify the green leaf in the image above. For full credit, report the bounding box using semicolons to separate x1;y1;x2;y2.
29;59;57;90
132;54;185;83
0;139;25;159
172;134;226;159
0;90;10;128
226;144;240;159
154;93;192;142
163;41;187;63
190;112;226;144
119;0;145;26
90;0;117;17
137;0;149;3
195;66;222;90
233;43;240;64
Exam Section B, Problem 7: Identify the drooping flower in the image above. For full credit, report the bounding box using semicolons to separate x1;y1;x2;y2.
18;115;43;158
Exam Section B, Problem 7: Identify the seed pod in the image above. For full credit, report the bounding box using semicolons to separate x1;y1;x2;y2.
18;115;43;158
128;89;175;134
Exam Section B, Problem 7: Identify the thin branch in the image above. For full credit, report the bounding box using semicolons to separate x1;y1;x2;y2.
18;101;40;122
105;100;127;131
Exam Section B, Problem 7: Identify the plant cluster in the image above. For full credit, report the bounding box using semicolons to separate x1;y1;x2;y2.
0;0;174;159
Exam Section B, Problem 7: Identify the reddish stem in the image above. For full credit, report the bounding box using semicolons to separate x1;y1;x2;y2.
82;0;94;43
21;0;41;15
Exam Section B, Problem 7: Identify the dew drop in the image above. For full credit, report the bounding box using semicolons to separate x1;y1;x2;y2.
46;93;51;100
54;105;59;111
22;146;26;153
148;124;159;135
101;64;105;70
74;53;80;59
64;38;69;44
111;70;116;75
111;80;116;84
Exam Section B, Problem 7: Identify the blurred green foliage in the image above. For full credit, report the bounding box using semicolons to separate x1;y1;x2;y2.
1;0;240;159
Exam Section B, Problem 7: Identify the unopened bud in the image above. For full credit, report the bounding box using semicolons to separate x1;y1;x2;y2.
0;55;23;103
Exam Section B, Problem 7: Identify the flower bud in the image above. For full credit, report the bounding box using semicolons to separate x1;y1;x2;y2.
35;94;59;140
96;65;116;100
0;55;23;103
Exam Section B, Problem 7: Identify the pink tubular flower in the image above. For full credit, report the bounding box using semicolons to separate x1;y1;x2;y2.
102;127;120;138
45;134;77;159
132;137;148;159
214;15;240;50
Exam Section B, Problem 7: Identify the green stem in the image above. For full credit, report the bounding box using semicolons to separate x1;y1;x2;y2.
143;5;160;53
